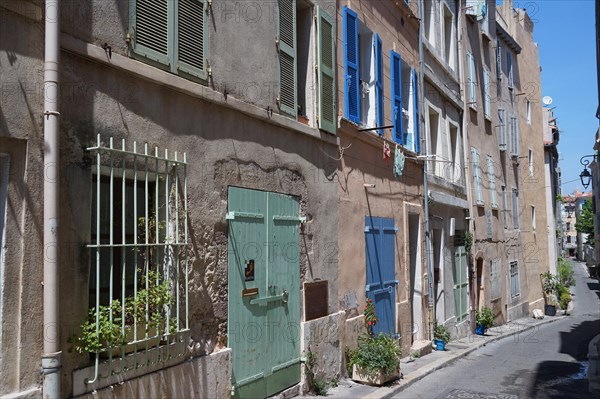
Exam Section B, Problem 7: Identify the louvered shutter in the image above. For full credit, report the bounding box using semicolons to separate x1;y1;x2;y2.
343;6;360;124
390;51;403;144
498;109;507;151
471;148;483;205
131;0;170;66
177;0;207;80
507;52;514;88
412;69;420;153
487;156;497;208
483;69;491;118
317;6;336;134
467;53;476;106
486;209;493;239
374;34;384;135
496;41;502;81
278;0;297;117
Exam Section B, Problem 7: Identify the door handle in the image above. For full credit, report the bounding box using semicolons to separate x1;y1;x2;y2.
282;290;288;304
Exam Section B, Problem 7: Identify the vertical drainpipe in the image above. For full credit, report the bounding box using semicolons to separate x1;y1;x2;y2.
42;0;61;398
417;0;435;340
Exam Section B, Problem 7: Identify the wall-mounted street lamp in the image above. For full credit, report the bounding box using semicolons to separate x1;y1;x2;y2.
579;155;596;189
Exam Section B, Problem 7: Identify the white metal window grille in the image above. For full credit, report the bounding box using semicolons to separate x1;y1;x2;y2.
510;261;520;298
0;153;9;349
487;156;497;208
483;68;491;118
498;109;507;151
490;260;501;300
85;136;189;385
512;188;519;228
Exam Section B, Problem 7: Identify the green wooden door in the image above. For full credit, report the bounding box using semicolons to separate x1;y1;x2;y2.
227;187;301;398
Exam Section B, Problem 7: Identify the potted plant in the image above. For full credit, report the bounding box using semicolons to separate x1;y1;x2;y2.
475;306;494;335
541;272;558;315
71;269;174;357
347;300;401;386
433;323;451;351
348;333;401;386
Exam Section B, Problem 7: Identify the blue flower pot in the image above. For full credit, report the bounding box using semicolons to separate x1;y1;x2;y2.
475;324;485;335
434;339;446;351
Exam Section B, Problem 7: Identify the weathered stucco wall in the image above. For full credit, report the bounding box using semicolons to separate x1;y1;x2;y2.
0;4;46;396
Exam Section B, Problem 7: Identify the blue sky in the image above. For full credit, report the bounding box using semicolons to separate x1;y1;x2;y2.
532;0;598;195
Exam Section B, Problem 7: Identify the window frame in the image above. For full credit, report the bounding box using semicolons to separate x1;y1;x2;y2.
487;156;497;208
510;261;520;298
467;52;477;109
471;147;484;206
483;67;491;119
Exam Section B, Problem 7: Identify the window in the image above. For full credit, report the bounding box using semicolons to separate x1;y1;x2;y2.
343;6;382;131
495;41;502;81
490;260;501;300
528;149;534;176
448;123;461;183
509;116;519;157
487;156;497;208
506;51;514;89
391;51;419;152
0;154;9;343
567;236;572;244
442;4;456;69
429;106;441;175
471;148;484;205
512;188;519;228
566;222;571;231
526;99;531;124
498;108;507;151
481;0;489;35
279;1;336;134
501;185;508;228
87;136;189;382
424;0;436;47
531;205;536;231
510;261;520;298
467;52;477;108
130;0;208;81
483;68;491;118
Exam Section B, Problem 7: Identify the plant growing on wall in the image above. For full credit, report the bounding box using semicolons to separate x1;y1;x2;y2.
363;299;378;335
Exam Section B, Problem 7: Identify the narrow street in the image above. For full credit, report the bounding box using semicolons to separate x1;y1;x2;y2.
394;260;600;399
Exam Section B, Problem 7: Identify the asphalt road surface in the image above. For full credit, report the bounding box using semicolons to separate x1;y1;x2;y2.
393;260;600;399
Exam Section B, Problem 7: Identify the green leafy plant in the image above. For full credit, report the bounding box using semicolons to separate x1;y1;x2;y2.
433;323;451;344
347;333;401;375
541;272;558;295
71;269;174;354
464;231;473;253
559;291;572;311
410;351;421;359
70;302;125;354
476;306;494;330
575;198;595;247
557;258;576;288
305;346;329;396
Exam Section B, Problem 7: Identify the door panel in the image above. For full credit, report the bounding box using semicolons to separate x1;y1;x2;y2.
365;216;397;336
228;187;301;398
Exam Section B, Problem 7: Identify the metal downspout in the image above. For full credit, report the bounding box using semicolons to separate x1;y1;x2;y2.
417;0;435;340
42;0;61;398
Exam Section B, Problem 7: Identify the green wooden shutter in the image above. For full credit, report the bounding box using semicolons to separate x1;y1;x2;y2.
317;6;336;134
278;0;297;117
131;0;170;66
177;0;207;80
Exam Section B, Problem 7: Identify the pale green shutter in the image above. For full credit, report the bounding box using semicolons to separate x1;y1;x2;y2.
317;7;336;134
278;0;297;117
131;0;170;66
177;0;207;80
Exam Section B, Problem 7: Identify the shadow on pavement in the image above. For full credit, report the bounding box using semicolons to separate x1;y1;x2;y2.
588;281;600;300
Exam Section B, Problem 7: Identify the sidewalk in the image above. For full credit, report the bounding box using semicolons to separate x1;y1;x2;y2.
296;314;565;399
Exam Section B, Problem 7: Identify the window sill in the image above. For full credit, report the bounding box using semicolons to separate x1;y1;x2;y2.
72;334;190;396
476;201;485;207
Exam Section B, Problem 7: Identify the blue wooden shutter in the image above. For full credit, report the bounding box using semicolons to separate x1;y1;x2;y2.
177;0;207;80
343;6;360;124
390;51;403;144
412;68;420;154
374;34;383;135
130;0;170;66
278;0;297;117
317;6;336;134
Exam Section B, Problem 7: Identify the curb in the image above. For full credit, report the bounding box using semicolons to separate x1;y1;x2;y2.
363;316;565;399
